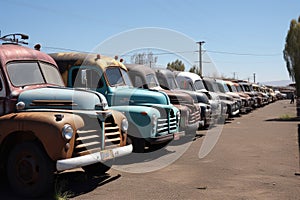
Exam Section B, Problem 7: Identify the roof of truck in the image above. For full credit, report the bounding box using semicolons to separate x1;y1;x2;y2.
175;71;202;82
0;44;57;66
125;64;155;75
49;52;127;72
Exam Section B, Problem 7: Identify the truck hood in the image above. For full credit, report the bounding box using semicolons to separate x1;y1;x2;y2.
175;89;210;104
226;92;241;99
110;87;170;106
159;89;193;105
18;87;107;111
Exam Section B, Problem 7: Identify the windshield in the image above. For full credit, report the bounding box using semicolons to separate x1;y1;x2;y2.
194;80;206;90
176;77;195;91
236;85;243;92
166;75;179;90
7;61;64;87
106;67;132;86
217;82;226;93
146;74;159;88
230;84;237;92
203;79;219;92
242;84;251;92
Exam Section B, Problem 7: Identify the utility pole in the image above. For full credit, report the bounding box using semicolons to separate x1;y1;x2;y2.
197;41;205;76
253;73;256;83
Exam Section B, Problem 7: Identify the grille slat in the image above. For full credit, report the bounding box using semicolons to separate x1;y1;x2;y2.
73;115;122;157
76;141;100;149
106;137;121;142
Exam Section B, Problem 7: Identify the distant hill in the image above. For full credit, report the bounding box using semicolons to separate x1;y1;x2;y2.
260;80;293;87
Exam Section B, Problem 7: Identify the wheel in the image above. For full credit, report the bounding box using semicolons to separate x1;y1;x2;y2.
130;136;145;153
127;124;146;153
82;161;112;175
7;141;54;198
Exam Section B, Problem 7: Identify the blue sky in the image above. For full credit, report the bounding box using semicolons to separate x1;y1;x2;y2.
1;0;299;83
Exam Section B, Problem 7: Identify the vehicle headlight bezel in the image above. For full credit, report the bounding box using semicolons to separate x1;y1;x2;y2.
121;118;129;132
176;111;180;126
62;124;74;141
151;114;158;126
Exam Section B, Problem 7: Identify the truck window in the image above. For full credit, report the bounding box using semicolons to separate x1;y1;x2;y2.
106;67;132;87
40;62;64;86
145;74;159;88
71;67;102;89
194;80;206;90
133;75;144;88
7;62;44;86
177;78;194;91
6;62;63;87
166;76;178;90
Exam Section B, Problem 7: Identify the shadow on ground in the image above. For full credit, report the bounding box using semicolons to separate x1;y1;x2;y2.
0;171;121;199
265;117;300;122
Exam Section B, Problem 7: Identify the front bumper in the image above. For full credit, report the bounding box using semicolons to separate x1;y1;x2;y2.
184;122;199;133
146;131;185;144
56;144;133;171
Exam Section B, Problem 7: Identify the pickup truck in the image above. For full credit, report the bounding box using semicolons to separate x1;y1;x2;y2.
125;64;201;133
202;77;240;118
50;52;183;153
0;34;132;197
174;71;227;123
154;68;212;129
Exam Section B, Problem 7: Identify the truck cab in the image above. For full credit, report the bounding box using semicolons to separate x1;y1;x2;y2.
153;68;212;129
224;80;253;113
125;64;201;133
202;77;240;118
174;71;226;123
238;81;261;108
0;34;132;197
50;52;183;153
215;79;244;113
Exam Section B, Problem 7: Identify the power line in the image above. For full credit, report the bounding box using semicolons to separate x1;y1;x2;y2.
206;50;281;56
28;43;283;58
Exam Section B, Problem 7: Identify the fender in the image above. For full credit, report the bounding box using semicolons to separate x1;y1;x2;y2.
109;105;160;139
0;111;84;161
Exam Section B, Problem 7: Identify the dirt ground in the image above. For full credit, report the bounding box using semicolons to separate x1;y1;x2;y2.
1;100;299;199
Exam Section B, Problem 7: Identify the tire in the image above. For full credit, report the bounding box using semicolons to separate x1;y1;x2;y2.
7;141;54;198
130;136;145;153
82;161;112;175
127;124;146;153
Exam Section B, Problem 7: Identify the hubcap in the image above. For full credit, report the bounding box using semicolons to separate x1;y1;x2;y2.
17;155;39;184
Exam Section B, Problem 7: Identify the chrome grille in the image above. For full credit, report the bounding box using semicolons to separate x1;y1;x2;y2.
187;105;201;124
155;107;177;136
104;116;121;149
73;115;121;157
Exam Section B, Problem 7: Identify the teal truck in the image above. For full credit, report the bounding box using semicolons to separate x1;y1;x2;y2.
50;52;184;152
125;64;201;133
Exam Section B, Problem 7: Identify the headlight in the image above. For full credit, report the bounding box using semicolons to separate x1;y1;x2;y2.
62;124;73;141
151;114;158;126
176;111;180;126
98;93;109;110
101;98;108;110
121;118;128;132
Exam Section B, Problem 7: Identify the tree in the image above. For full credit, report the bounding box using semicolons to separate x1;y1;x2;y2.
167;59;185;71
189;65;201;76
283;16;300;115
